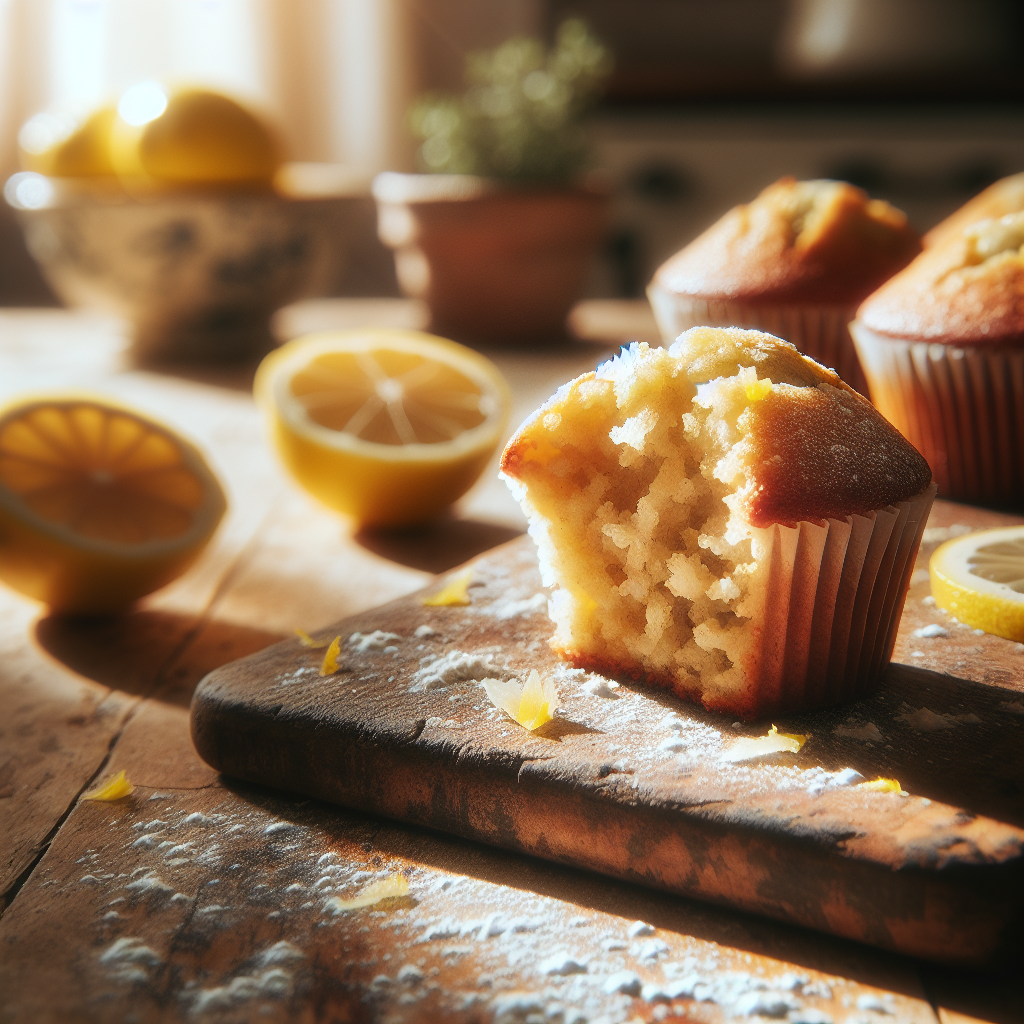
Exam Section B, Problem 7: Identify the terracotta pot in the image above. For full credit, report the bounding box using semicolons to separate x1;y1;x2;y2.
373;172;609;344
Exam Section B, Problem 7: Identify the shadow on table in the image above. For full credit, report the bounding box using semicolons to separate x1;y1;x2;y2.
35;609;284;708
355;517;523;574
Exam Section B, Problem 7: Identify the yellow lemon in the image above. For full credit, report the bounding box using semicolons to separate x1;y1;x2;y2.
0;396;226;614
255;330;511;528
110;82;282;189
929;526;1024;641
18;106;118;178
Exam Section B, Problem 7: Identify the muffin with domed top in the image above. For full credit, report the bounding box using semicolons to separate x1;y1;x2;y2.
648;178;921;395
851;211;1023;507
501;326;935;720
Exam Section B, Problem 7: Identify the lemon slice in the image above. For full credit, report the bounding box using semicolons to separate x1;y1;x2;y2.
110;83;282;189
255;330;510;528
0;396;226;614
929;526;1024;641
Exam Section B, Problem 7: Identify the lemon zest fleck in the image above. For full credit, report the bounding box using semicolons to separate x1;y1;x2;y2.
723;724;807;763
745;377;772;402
483;670;560;731
83;769;134;801
422;568;473;607
858;777;908;796
296;628;331;649
319;636;342;675
325;874;409;913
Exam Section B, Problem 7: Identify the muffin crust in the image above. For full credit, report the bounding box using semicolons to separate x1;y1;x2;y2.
857;212;1024;347
924;172;1024;248
652;178;921;306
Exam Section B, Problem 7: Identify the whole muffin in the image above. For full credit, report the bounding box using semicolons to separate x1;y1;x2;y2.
648;178;921;395
851;211;1024;507
923;172;1024;248
500;327;935;720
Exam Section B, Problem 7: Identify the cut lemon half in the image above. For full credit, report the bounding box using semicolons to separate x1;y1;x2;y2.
0;396;226;614
255;330;510;527
929;526;1024;641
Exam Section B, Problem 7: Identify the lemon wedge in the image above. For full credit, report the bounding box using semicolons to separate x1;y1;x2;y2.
0;395;226;613
19;106;118;178
255;330;510;528
929;526;1024;641
110;83;282;189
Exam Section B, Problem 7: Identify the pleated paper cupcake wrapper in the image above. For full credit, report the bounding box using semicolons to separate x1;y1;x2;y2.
647;286;868;395
851;323;1024;506
739;482;936;718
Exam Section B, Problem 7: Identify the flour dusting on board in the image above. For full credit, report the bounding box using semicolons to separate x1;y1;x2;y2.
67;784;918;1022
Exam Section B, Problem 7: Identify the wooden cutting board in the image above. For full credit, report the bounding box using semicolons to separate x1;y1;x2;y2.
191;499;1023;968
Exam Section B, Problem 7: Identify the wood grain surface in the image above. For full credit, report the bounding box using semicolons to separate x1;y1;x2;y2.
1;303;1020;1023
191;501;1024;969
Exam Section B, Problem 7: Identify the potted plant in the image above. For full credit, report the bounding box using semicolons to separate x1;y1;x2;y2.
373;20;612;344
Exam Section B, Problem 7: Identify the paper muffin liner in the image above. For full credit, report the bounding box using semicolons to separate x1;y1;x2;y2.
851;323;1024;506
739;482;936;718
647;286;868;395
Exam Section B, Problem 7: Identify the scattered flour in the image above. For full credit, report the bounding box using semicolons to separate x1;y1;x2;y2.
834;721;884;743
911;624;949;639
188;968;293;1013
488;593;549;620
411;649;505;692
895;707;954;732
99;937;162;984
348;630;401;653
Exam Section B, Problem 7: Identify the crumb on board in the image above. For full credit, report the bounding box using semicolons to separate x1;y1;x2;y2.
319;637;342;676
858;778;909;796
483;670;559;731
83;770;134;802
722;725;807;763
326;875;410;913
296;629;331;649
422;569;474;607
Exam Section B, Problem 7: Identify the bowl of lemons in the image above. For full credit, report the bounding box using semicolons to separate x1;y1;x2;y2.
5;83;363;364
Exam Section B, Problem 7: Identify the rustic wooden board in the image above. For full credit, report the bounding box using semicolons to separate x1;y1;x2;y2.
191;500;1024;969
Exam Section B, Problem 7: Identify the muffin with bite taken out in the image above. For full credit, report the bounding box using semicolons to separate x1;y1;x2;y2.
647;178;921;395
500;327;935;720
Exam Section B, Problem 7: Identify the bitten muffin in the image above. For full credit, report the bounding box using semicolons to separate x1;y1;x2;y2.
648;178;921;395
923;172;1024;248
500;327;935;720
851;212;1024;506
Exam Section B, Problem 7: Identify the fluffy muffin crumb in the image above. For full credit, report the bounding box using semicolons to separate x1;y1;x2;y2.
501;327;931;717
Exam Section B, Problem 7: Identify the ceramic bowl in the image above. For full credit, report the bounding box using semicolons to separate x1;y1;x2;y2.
5;165;365;363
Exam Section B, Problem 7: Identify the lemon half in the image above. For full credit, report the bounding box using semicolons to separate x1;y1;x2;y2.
255;330;510;527
929;526;1024;641
0;396;226;613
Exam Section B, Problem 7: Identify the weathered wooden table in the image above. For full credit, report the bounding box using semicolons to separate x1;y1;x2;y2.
0;301;1020;1024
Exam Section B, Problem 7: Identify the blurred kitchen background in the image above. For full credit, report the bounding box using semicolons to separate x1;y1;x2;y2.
2;0;1022;306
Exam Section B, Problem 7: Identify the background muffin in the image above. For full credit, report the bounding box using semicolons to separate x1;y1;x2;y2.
923;171;1024;248
851;211;1024;507
501;327;934;720
647;178;921;395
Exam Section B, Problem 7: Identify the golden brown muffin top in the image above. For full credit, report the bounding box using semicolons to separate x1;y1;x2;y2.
923;172;1024;248
652;178;921;306
501;327;932;529
857;212;1024;347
